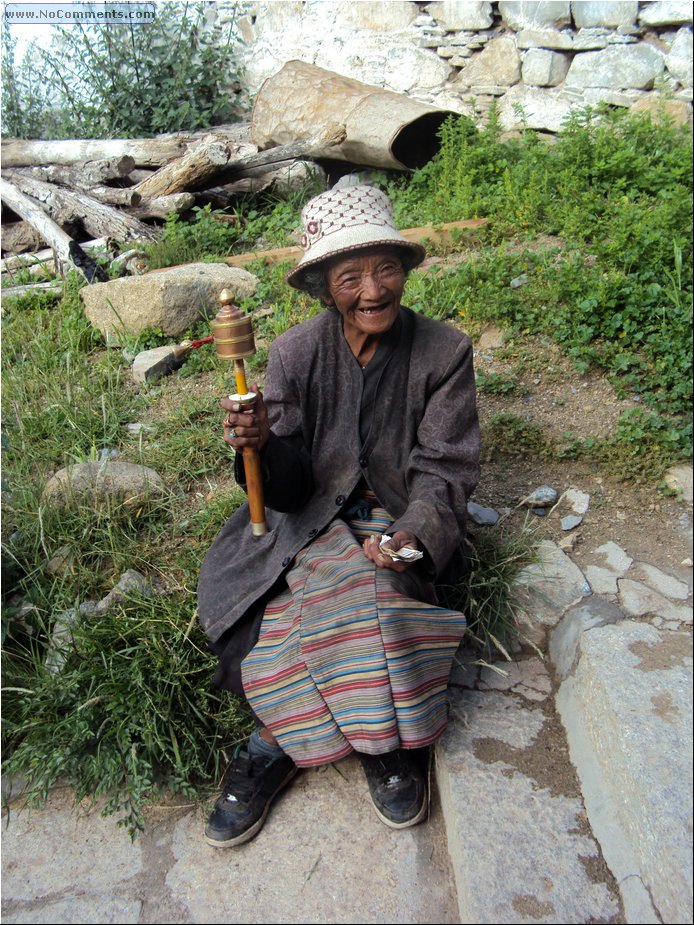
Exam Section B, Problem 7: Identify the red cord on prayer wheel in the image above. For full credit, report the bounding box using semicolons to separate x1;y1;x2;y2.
212;289;268;536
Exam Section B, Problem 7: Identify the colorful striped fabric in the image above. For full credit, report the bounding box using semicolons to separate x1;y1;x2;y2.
240;504;467;767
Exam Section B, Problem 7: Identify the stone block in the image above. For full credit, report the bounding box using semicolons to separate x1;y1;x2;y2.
555;621;693;924
573;27;609;50
454;34;521;87
516;27;574;49
522;47;571;85
80;264;259;339
131;345;187;383
498;84;580;131
498;0;571;30
566;43;665;89
511;538;592;634
666;27;694;87
571;1;638;28
342;1;419;32
638;1;693;26
618;578;691;621
425;1;493;30
629;562;691;601
630;95;694;126
549;595;624;679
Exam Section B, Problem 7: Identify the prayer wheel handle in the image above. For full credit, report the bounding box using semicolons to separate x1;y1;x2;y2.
211;289;268;537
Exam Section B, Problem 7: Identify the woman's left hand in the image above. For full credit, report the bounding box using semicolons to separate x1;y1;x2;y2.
362;531;420;572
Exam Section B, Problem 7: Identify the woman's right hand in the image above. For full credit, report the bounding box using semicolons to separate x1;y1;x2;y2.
221;383;270;452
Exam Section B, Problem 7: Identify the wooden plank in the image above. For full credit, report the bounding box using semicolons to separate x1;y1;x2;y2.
224;218;489;268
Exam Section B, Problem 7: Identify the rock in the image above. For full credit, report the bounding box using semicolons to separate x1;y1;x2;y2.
572;1;638;29
498;85;579;132
591;540;633;575
638;1;693;27
45;544;75;578
664;464;693;503
629;563;691;601
425;1;494;30
478;656;553;700
80;264;259;339
549;595;624;679
476;325;505;350
498;1;571;30
573;27;610;50
561;514;583;531
521;485;558;507
132;345;188;384
666;28;694;87
565;43;665;89
682;558;694;568
42;461;166;509
618;578;692;621
516;28;574;50
512;539;592;641
630;94;693;125
45;607;81;673
454;35;522;87
585;565;620;595
522;48;571;85
345;0;418;30
127;422;145;434
509;272;529;287
93;569;162;615
467;501;500;526
564;487;590;514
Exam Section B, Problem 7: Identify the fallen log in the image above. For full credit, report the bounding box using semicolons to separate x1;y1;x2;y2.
9;157;136;189
3;171;157;242
127;192;195;220
87;186;142;207
0;178;107;282
224;218;489;268
2;280;63;299
131;140;257;198
1;238;106;276
1;124;252;168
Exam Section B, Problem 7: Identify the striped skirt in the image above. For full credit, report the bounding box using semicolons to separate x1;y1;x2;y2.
240;502;466;767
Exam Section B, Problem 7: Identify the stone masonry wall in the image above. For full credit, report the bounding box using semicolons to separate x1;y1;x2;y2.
215;1;693;133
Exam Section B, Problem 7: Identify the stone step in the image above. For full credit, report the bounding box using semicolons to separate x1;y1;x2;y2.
437;539;693;925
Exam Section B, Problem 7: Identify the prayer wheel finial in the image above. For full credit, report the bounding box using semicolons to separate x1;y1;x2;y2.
211;289;256;362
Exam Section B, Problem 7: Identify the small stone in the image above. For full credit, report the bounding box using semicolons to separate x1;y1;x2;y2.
522;485;559;507
664;464;693;504
561;514;583;531
592;541;633;574
531;507;548;517
682;558;693;568
564;488;590;515
467;501;500;526
46;545;75;578
585;565;619;595
132;345;188;384
510;273;529;288
127;422;145;434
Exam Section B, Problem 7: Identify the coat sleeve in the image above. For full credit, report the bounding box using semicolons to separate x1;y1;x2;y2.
388;335;480;576
234;341;313;513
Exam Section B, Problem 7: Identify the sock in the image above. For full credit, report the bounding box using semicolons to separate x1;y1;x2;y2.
248;728;286;760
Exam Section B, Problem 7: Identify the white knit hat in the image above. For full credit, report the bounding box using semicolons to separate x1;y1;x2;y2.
286;184;425;291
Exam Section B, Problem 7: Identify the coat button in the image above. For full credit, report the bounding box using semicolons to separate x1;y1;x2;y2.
359;456;368;468
281;556;292;568
335;494;346;506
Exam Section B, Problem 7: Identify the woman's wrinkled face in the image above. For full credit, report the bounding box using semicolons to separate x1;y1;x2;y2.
324;247;405;340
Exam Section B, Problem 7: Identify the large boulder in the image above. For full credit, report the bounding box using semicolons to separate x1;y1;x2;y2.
571;1;638;29
498;85;579;131
638;1;693;27
80;263;259;339
665;27;693;87
454;35;522;88
498;1;571;30
42;460;166;509
425;1;494;30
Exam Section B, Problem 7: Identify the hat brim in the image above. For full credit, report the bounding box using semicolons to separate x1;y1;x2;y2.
286;239;426;292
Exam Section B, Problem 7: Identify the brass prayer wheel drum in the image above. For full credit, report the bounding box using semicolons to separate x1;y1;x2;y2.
211;289;256;360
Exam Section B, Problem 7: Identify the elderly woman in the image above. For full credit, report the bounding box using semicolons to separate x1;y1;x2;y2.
198;183;480;848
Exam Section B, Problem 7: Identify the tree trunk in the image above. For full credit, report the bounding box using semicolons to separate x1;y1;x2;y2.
1;124;253;168
1;238;106;276
3;171;157;242
0;178;107;282
9;157;136;189
127;192;195;219
2;281;64;299
0;221;45;254
131;141;256;198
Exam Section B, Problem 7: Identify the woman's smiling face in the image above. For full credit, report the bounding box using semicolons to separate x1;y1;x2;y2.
324;246;406;342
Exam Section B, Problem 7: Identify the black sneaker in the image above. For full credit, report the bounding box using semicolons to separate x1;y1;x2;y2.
358;748;429;829
204;746;298;848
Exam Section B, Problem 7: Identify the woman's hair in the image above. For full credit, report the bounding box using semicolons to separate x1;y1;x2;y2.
300;246;415;306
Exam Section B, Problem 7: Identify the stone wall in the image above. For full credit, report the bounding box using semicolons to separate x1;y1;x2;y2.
216;1;693;133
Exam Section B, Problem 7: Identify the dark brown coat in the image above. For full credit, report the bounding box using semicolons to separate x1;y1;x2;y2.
197;306;480;644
